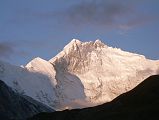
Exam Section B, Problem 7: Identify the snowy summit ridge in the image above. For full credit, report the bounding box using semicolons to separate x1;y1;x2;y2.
63;39;105;54
0;39;159;110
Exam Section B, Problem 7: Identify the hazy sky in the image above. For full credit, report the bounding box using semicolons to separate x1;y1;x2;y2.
0;0;159;65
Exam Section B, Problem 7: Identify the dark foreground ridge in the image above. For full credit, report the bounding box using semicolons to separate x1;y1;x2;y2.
28;75;159;120
0;80;54;120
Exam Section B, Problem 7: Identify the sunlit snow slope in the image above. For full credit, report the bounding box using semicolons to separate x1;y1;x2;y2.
0;39;159;110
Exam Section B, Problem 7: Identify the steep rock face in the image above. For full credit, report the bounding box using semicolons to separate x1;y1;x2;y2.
0;80;53;120
0;39;159;110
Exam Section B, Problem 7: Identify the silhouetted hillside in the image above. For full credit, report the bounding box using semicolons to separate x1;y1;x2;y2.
0;80;53;120
28;75;159;120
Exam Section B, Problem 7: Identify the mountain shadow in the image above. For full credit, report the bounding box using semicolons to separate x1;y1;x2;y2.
52;57;87;109
55;71;87;109
0;80;53;120
28;75;159;120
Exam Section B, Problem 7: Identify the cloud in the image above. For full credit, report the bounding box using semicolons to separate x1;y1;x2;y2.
6;0;158;31
0;42;14;58
58;0;158;30
64;1;131;25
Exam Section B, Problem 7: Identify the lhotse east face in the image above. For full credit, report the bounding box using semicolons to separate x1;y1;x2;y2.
0;39;159;110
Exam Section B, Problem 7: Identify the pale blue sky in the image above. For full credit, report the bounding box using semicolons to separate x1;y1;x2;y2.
0;0;159;65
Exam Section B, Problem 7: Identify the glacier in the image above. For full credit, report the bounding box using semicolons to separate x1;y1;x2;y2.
0;39;159;110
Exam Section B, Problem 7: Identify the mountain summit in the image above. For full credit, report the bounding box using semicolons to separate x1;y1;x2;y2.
0;39;159;110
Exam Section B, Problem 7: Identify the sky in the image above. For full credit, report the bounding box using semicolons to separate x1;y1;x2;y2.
0;0;159;65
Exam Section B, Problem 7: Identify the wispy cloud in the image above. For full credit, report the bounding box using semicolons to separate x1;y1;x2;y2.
0;42;14;59
5;0;158;31
63;1;132;26
58;0;158;30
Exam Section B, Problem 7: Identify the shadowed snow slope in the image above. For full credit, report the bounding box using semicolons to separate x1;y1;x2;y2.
0;39;159;110
0;80;53;120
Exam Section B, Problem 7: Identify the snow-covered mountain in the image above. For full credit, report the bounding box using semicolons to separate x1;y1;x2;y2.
0;39;159;110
